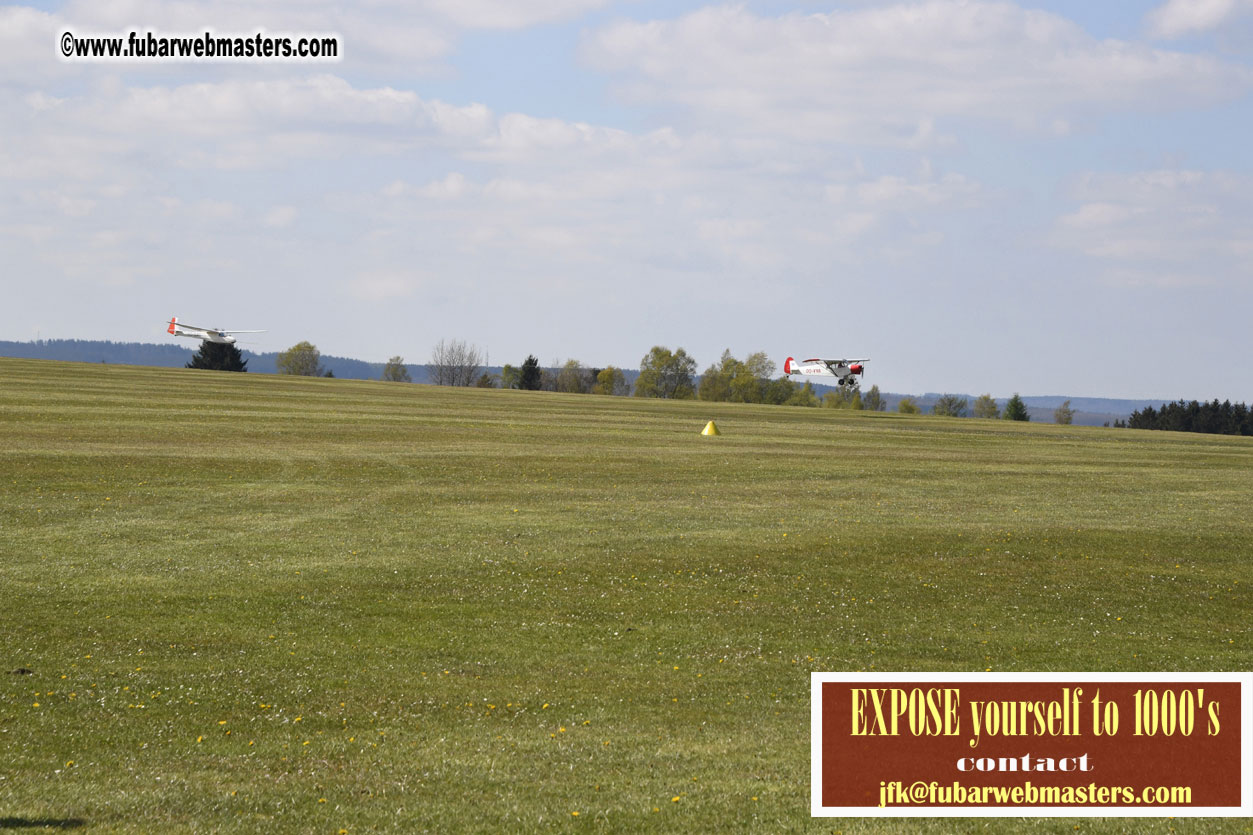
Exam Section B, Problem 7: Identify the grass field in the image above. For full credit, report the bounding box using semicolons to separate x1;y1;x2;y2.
1;357;1250;833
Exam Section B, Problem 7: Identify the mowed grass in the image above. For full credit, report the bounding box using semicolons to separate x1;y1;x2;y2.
1;357;1249;834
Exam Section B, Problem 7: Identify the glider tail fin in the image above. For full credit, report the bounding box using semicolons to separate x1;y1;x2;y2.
167;317;178;335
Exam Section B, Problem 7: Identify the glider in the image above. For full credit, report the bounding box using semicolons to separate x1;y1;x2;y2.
166;317;265;345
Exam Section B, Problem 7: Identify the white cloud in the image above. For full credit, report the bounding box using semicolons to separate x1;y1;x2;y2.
420;0;611;29
0;75;501;175
1146;0;1253;39
0;46;982;300
583;2;1252;143
1053;169;1251;287
852;173;979;209
53;193;97;218
1058;202;1134;229
421;172;469;199
354;132;981;294
24;92;66;111
427;100;495;140
109;75;421;134
2;71;690;182
263;206;297;227
348;271;422;301
0;6;75;85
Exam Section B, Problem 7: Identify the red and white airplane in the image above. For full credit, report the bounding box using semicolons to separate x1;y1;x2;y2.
784;356;868;387
166;317;264;345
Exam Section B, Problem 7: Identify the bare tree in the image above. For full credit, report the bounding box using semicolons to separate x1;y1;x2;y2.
932;394;969;417
429;338;483;386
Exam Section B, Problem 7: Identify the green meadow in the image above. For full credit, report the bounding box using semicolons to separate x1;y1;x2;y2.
1;357;1249;833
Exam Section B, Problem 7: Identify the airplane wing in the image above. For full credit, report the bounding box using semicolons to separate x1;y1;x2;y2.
170;319;264;334
814;358;868;367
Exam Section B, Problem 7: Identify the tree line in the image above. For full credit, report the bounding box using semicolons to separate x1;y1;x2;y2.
249;339;1040;419
407;341;967;416
186;339;340;377
1121;399;1252;436
212;338;1229;430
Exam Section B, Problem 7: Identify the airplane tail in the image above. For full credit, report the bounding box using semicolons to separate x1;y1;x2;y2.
784;356;795;375
167;316;178;335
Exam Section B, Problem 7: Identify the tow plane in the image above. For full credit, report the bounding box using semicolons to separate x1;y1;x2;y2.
784;356;868;387
166;316;265;345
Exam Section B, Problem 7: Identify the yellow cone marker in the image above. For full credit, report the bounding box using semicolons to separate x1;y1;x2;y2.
701;420;721;436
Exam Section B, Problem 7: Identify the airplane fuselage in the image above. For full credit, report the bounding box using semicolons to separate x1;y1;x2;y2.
793;363;849;378
784;357;866;386
172;327;236;344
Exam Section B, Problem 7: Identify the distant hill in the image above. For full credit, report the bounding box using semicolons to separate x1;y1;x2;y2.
903;392;1169;427
0;339;195;368
0;339;419;382
1;339;1165;424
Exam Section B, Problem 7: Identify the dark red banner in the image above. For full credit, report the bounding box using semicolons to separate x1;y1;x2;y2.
811;673;1252;816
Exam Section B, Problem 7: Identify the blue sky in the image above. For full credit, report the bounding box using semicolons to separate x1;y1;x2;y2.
2;0;1251;399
